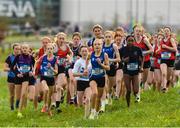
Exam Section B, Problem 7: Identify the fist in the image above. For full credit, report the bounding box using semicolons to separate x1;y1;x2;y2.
162;44;167;49
17;73;23;78
83;70;88;76
96;58;101;65
29;71;33;76
47;63;51;68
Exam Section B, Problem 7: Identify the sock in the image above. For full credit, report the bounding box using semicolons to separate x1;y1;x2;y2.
56;101;60;108
126;91;131;107
16;100;20;109
11;105;14;110
101;100;106;107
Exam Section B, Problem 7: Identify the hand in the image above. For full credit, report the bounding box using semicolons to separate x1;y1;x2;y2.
47;63;51;68
123;57;129;63
17;73;23;77
29;71;33;77
115;63;119;69
83;69;88;76
77;56;81;60
96;58;102;65
162;44;167;49
140;68;143;73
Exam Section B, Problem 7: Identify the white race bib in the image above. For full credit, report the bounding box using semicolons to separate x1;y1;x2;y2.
19;65;30;73
161;52;171;59
92;68;104;75
127;63;138;71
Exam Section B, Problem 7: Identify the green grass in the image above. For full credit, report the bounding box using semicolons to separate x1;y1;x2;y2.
4;35;38;44
0;77;180;127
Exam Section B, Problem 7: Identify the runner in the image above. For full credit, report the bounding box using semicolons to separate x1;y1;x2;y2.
4;43;21;110
120;35;144;107
102;30;120;106
72;45;92;118
133;25;153;94
55;32;73;112
12;44;35;118
88;38;110;119
39;43;58;116
153;33;163;91
160;27;177;92
114;30;126;99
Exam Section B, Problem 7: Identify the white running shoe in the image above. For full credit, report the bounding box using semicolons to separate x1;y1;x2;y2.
135;94;140;102
108;97;113;105
89;110;95;120
99;105;105;113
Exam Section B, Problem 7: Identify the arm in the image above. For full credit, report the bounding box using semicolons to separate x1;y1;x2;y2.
109;44;120;63
53;64;58;75
67;45;74;62
143;37;153;55
139;49;144;71
98;53;110;71
4;56;11;72
72;60;84;77
4;63;10;72
162;38;177;52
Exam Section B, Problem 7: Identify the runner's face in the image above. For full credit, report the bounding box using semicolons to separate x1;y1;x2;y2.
158;35;163;42
22;45;29;54
14;45;21;55
127;38;134;46
164;28;171;37
115;34;123;43
57;35;65;44
46;45;53;55
93;28;102;38
153;34;158;42
80;47;88;58
105;33;112;44
94;40;102;52
134;27;142;37
73;36;80;46
42;38;50;48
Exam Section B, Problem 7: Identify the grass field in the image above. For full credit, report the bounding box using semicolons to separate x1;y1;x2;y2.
0;77;180;127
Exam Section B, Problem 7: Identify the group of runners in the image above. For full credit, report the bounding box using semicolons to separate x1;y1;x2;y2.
4;24;180;119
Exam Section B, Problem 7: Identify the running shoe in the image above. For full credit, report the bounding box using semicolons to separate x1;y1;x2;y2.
41;106;47;113
17;112;23;118
88;111;95;120
135;94;140;102
99;105;105;114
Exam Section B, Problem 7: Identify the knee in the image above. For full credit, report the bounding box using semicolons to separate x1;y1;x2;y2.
44;88;49;94
84;98;90;105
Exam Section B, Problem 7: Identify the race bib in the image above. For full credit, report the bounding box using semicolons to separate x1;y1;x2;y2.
19;65;30;73
57;58;66;66
142;51;146;56
161;52;171;59
92;68;104;75
73;56;77;63
44;68;54;77
127;63;138;71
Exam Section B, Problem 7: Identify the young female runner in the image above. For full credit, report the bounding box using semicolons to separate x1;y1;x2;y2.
4;43;21;110
88;39;110;119
72;46;92;118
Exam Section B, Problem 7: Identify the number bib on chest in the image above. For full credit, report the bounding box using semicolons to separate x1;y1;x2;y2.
127;63;138;71
161;52;171;59
92;68;104;75
19;65;31;73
